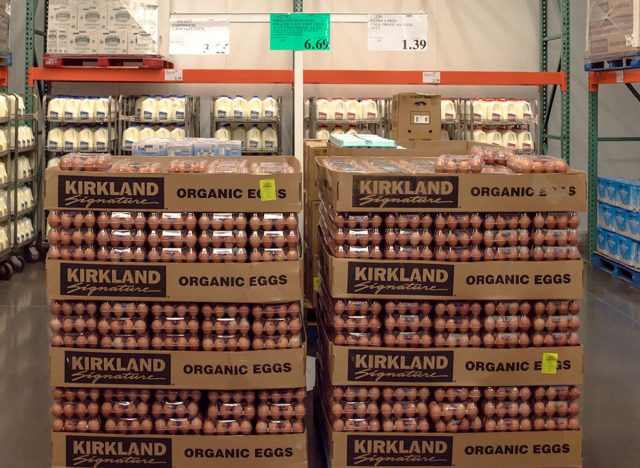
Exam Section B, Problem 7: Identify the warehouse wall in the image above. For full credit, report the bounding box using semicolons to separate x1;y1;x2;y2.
7;0;640;175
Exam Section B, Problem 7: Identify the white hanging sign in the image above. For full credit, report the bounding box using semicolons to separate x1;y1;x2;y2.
368;14;428;51
169;16;230;55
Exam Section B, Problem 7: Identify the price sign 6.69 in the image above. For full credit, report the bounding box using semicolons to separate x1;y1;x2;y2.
270;13;331;51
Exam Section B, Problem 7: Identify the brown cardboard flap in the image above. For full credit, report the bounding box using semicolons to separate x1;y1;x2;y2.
52;432;308;468
44;156;302;212
326;341;583;386
50;346;306;389
321;241;583;300
328;429;582;467
316;156;586;212
46;259;302;302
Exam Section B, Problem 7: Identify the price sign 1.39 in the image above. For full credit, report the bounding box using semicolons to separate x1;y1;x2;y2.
270;13;331;51
368;14;428;52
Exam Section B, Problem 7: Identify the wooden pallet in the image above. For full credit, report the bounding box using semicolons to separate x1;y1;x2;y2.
585;56;640;72
43;54;173;69
592;252;640;287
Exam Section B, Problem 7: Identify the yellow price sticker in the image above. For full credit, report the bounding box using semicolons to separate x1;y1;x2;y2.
313;276;321;292
541;352;558;374
259;179;277;202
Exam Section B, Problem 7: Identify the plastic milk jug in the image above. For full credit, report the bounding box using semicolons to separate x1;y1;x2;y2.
170;127;186;139
263;95;278;118
361;99;378;119
331;125;345;135
47;128;63;150
63;128;79;151
316;98;330;120
346;98;361;120
214;125;231;140
488;99;506;121
232;125;246;146
512;100;533;122
139;126;155;140
94;98;109;119
471;129;487;143
214;96;232;118
157;97;171;122
80;98;95;120
47;97;63;119
141;97;158;121
78;128;95;151
262;124;278;150
440;129;450;140
246;125;262;150
248;96;263;119
94;126;109;151
171;97;186;121
441;99;457;122
501;130;518;149
64;99;81;120
122;126;140;148
515;130;534;151
485;129;503;146
232;95;248;118
155;127;171;139
331;98;345;120
316;125;330;140
346;126;358;135
471;99;486;122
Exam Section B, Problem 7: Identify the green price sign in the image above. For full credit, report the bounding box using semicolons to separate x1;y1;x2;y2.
270;13;331;51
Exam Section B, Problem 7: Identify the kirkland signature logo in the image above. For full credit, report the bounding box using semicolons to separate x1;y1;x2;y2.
64;351;171;385
346;435;453;466
60;264;167;297
347;349;454;383
66;435;172;467
58;175;164;209
352;176;459;209
346;262;454;296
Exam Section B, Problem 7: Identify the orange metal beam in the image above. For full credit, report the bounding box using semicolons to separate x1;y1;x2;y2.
0;67;7;87
589;69;640;91
29;67;295;86
304;70;567;91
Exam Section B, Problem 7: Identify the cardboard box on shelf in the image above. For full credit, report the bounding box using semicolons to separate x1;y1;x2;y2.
316;156;587;213
46;260;303;302
48;0;78;31
99;27;129;55
320;239;583;301
44;156;302;213
391;93;442;141
52;432;308;468
586;0;640;63
50;346;306;389
77;0;107;30
68;28;99;54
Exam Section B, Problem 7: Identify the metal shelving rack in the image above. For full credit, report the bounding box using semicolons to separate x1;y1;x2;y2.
118;95;200;153
587;69;640;263
305;97;388;139
210;96;282;155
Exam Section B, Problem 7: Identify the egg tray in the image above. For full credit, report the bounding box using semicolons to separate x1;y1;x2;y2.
112;160;163;174
150;399;202;419
251;333;304;350
251;317;304;336
150;334;201;351
102;399;153;419
201;302;302;320
47;211;299;232
169;159;208;173
207;402;256;421
434;154;485;174
208;388;306;405
255;401;306;421
201;317;252;336
532;315;581;334
200;335;252;351
332;315;384;334
507;155;569;174
58;153;113;172
206;160;296;175
150;316;200;335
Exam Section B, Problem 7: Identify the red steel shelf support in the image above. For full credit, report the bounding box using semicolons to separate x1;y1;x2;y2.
589;69;640;91
0;67;7;87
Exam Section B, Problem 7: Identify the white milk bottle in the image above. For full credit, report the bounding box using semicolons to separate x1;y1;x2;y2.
346;98;361;120
47;128;63;150
485;129;503;146
246;124;262;150
514;100;533;122
139;126;156;140
331;98;345;120
94;126;109;151
515;130;534;151
470;99;486;122
16;95;25;115
214;125;231;140
94;97;109;120
122;125;140;149
441;99;457;122
214;95;232;118
500;130;518;149
171;97;186;121
331;125;345;135
79;127;95;150
316;98;330;120
346;126;358;135
304;99;309;119
63;127;79;151
489;99;506;121
141;96;158;121
170;126;186;139
0;162;6;183
80;98;96;120
316;125;330;140
263;95;278;118
262;124;278;150
358;127;371;135
361;99;378;119
18;126;29;148
155;127;171;138
47;97;63;119
64;98;81;120
232;124;246;147
157;97;171;122
471;128;487;143
134;96;146;119
232;95;248;118
248;96;263;119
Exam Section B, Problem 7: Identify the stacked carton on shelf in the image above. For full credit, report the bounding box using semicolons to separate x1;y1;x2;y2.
45;156;307;468
313;145;586;467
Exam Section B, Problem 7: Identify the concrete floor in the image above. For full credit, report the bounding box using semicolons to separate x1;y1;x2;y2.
0;263;638;468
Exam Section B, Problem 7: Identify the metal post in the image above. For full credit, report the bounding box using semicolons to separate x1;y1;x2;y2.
539;0;548;155
560;0;571;163
587;90;599;263
25;0;37;113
